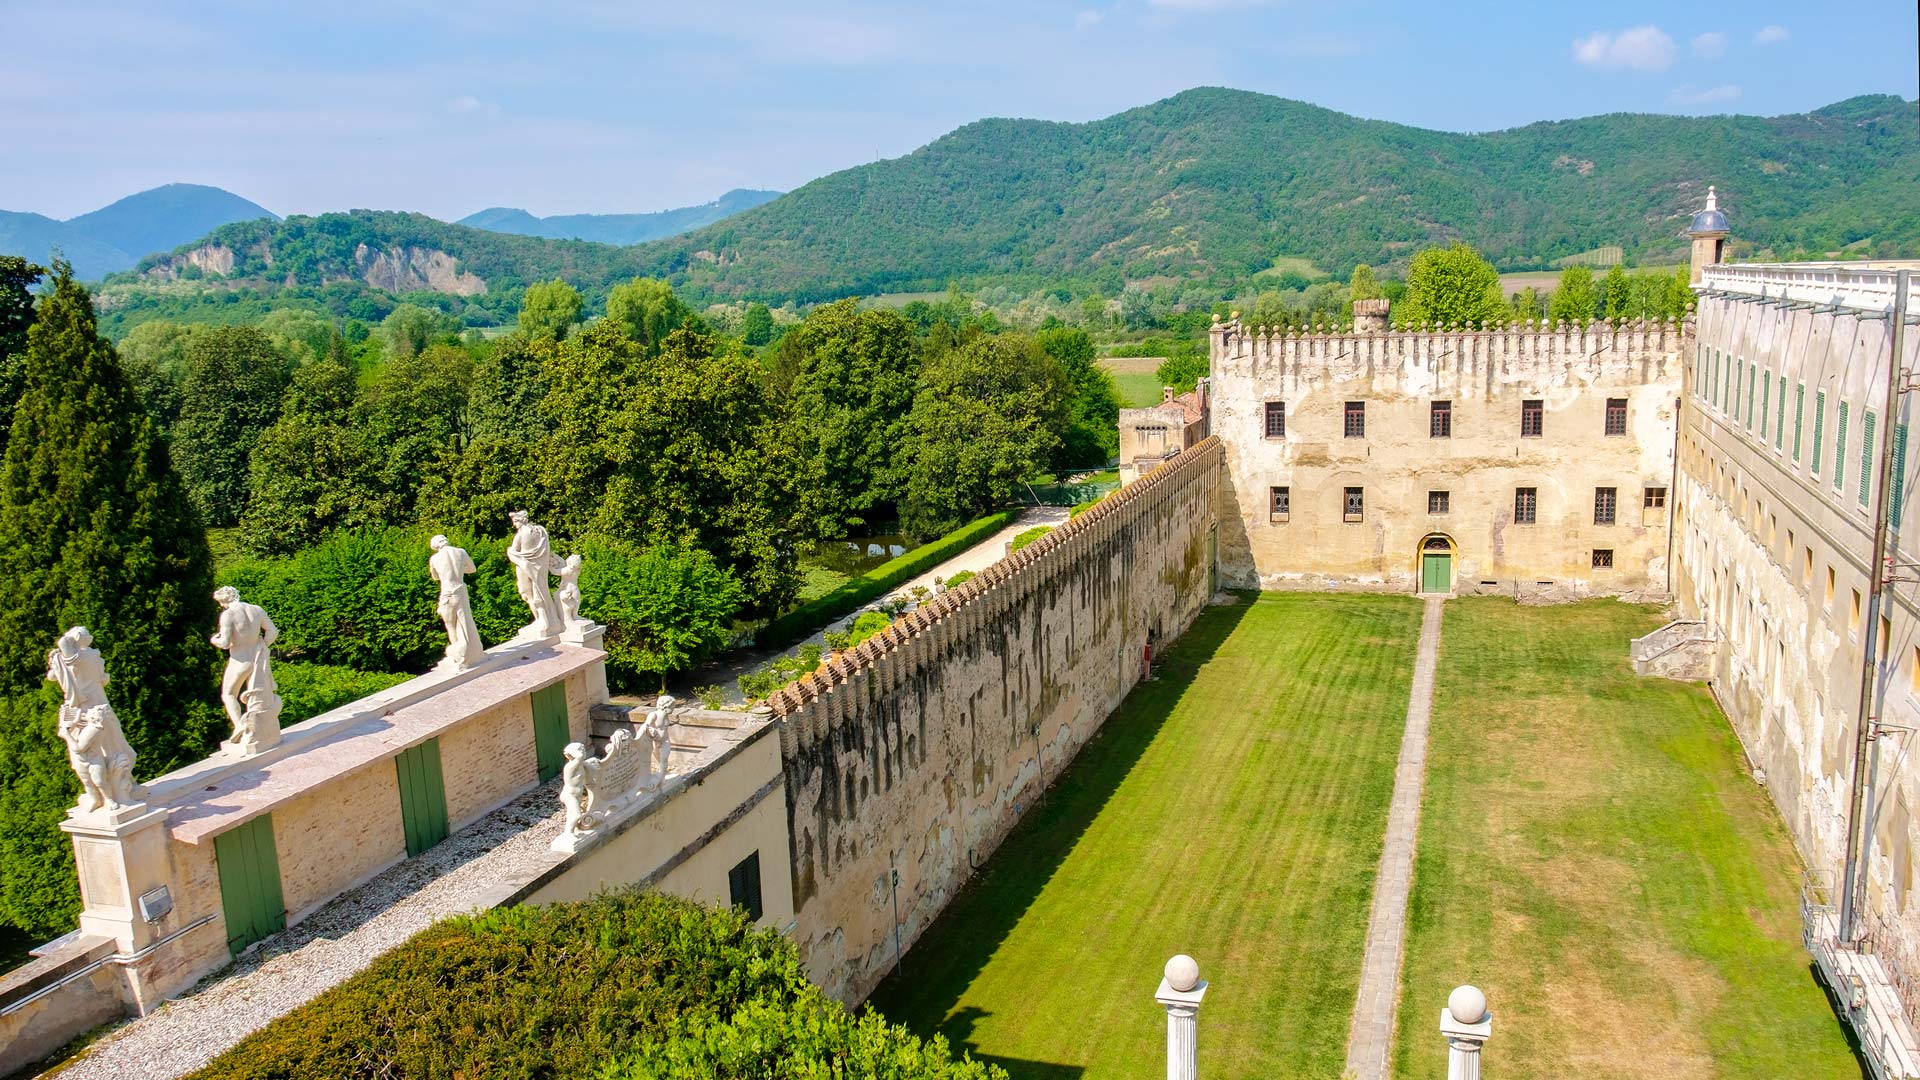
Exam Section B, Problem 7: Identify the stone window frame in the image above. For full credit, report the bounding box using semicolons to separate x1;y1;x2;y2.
1428;490;1450;515
1592;548;1615;569
1270;485;1290;522
1264;401;1287;439
1430;400;1452;439
1604;397;1627;437
1594;486;1617;526
1344;401;1366;439
1520;399;1544;438
1643;486;1667;510
1513;487;1538;525
1343;486;1365;523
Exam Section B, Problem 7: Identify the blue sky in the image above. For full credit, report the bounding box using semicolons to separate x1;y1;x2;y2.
2;1;1913;221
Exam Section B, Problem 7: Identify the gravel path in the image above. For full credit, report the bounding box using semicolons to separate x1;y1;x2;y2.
49;784;567;1080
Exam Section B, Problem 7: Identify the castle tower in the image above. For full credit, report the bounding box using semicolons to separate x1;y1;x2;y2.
1687;186;1730;285
1352;297;1390;333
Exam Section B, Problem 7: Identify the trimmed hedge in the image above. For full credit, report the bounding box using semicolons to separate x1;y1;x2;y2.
758;510;1020;649
276;662;410;726
183;892;1001;1080
1008;525;1052;551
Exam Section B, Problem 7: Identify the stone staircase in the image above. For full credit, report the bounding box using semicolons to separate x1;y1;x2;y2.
1629;619;1717;680
588;703;753;772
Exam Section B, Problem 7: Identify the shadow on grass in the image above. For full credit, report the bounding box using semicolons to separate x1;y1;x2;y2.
864;596;1253;1075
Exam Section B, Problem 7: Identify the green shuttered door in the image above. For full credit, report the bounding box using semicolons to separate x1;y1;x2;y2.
532;682;570;782
395;738;450;857
215;814;285;956
1421;554;1450;594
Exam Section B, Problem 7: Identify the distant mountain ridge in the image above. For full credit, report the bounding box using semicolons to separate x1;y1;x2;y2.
0;184;277;280
457;189;781;245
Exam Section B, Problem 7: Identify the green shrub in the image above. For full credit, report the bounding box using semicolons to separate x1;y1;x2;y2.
276;662;410;726
757;510;1019;649
579;539;745;693
1009;525;1051;551
694;684;727;710
737;644;823;704
600;985;1005;1079
943;570;975;587
185;893;810;1080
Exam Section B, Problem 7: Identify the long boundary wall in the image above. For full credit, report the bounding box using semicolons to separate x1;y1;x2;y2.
770;437;1223;1003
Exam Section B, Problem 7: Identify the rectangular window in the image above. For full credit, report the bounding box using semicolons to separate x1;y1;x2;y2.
1343;486;1364;522
728;851;764;922
1430;400;1452;438
1804;547;1814;589
1733;360;1743;419
1826;566;1836;610
1270;485;1290;522
1344;401;1366;438
1860;409;1878;508
1520;399;1543;438
1761;371;1771;439
1514;487;1538;525
1894;425;1910;529
1428;490;1450;515
1594;487;1617;525
1835;401;1849;491
1263;401;1286;439
1643;486;1667;509
1746;363;1756;428
1812;391;1826;477
1792;383;1804;458
1604;397;1627;437
1852;588;1863;638
1592;549;1614;569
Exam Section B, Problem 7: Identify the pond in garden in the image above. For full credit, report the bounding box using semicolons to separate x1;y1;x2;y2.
803;533;921;576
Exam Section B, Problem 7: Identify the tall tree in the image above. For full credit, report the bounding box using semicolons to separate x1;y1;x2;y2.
1038;326;1120;469
1398;243;1505;327
0;257;43;434
900;333;1068;537
740;303;774;347
603;277;691;355
240;355;368;555
1347;264;1382;306
171;326;292;526
381;303;456;360
1602;266;1632;322
0;266;218;935
778;300;919;539
116;321;201;430
519;279;584;342
1549;266;1596;326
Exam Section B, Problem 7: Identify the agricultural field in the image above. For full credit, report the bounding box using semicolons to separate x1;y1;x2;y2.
1097;355;1167;408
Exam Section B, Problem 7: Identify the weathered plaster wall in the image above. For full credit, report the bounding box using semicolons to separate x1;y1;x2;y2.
1675;290;1920;972
1210;319;1684;598
770;438;1222;1004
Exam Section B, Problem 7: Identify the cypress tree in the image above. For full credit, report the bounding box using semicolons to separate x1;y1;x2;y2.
0;264;219;935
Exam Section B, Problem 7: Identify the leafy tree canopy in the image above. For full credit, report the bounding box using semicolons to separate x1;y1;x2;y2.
1398;243;1505;327
518;278;584;341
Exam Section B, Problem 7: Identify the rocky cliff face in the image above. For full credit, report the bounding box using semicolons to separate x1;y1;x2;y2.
353;243;487;296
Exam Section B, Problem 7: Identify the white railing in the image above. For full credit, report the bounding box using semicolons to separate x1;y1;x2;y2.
1702;262;1920;314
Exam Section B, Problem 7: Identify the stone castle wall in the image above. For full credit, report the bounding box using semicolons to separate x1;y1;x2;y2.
1210;318;1685;599
770;438;1223;1003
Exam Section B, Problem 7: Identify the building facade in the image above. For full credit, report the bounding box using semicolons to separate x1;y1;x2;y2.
1209;315;1685;598
1117;381;1210;485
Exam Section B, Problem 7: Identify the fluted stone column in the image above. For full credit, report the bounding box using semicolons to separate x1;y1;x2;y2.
1155;954;1208;1080
1439;985;1492;1080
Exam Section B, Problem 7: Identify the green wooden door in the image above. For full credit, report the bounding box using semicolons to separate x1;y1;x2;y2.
532;682;570;782
215;814;285;956
395;738;450;856
1421;554;1451;594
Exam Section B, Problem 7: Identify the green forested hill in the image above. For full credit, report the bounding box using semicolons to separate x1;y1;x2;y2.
639;89;1919;301
127;89;1919;307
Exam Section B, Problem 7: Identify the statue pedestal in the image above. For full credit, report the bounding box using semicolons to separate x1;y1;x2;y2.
561;622;609;704
59;804;172;956
220;726;282;758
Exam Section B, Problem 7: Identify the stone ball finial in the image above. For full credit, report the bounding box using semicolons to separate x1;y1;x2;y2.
1448;985;1487;1024
1165;954;1200;992
1230;310;1240;321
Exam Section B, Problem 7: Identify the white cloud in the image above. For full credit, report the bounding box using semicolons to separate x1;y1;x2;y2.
1753;25;1790;45
1572;26;1677;72
1690;31;1727;58
1669;83;1743;106
1074;8;1105;30
445;95;497;115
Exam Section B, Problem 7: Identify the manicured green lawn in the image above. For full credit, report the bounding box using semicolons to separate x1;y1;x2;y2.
1392;599;1859;1080
868;593;1425;1079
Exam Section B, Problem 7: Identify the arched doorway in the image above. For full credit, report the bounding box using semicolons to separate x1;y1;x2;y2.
1418;534;1455;595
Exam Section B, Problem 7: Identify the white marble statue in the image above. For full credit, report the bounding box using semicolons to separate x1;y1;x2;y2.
428;535;486;671
641;694;677;788
556;552;585;631
211;586;283;756
558;741;591;836
507;510;562;639
552;728;657;852
46;626;143;814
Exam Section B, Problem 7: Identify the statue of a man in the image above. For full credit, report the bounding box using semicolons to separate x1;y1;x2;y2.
641;694;677;789
507;510;562;638
47;627;143;814
556;552;585;630
211;586;283;756
428;535;486;671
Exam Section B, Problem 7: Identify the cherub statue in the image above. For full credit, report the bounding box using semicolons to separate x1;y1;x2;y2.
555;552;585;631
642;694;677;788
558;741;592;836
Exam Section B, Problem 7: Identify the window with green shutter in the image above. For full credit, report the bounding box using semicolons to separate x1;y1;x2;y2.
1861;411;1878;508
1761;372;1771;439
1812;391;1826;476
395;738;450;856
1782;382;1795;453
215;814;285;956
1746;364;1756;428
1894;424;1910;529
532;682;570;782
1835;402;1850;492
1733;360;1743;418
